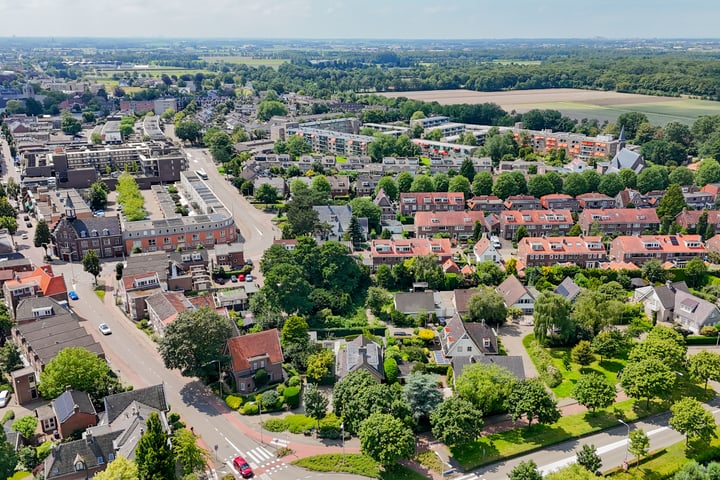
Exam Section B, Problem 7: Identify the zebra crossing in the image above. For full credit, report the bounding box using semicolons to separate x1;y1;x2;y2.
451;474;484;480
242;445;274;467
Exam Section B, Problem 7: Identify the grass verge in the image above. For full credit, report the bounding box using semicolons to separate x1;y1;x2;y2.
9;472;31;480
292;454;427;479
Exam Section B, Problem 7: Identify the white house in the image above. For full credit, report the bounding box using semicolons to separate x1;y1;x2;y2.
474;237;501;264
496;275;537;315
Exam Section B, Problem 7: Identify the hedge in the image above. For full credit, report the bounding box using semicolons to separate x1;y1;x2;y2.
314;327;387;340
241;402;259;415
225;395;243;410
423;363;452;375
686;335;719;345
525;337;563;388
283;386;301;409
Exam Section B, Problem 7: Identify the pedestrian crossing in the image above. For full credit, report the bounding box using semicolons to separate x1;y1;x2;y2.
222;445;289;478
242;445;274;467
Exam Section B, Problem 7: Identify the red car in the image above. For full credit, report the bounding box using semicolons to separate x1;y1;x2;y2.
237;274;246;282
233;456;253;478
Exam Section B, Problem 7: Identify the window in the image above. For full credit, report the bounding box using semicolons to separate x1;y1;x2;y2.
239;383;245;391
74;461;86;471
467;346;472;352
97;457;104;465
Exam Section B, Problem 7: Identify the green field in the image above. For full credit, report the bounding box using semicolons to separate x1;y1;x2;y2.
201;56;288;68
523;98;720;125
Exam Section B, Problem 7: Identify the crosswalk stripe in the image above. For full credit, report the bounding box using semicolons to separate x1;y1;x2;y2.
254;447;273;461
244;450;263;465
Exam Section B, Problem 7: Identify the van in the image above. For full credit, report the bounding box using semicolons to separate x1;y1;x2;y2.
490;236;502;249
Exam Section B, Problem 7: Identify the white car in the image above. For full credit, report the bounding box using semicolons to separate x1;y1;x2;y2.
0;390;10;407
99;323;112;335
21;234;28;240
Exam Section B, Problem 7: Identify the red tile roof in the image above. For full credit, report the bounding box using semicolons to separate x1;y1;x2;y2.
501;209;573;225
676;210;720;227
579;208;660;224
518;236;604;256
610;234;706;255
414;211;486;228
4;265;67;296
227;329;284;373
400;192;465;206
371;238;452;259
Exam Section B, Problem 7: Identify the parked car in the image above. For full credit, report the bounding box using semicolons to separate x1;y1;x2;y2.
238;274;245;282
23;215;29;221
215;277;226;285
232;456;253;478
245;258;253;266
25;222;32;228
230;275;238;283
68;291;79;301
98;323;112;335
0;390;10;408
245;274;253;282
21;233;27;240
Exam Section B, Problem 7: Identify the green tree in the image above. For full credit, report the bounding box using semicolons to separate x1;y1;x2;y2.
172;428;209;475
507;378;561;427
575;444;602;474
306;349;334;383
492;172;521;199
410;174;434;192
629;329;687;372
572;372;616;412
358;413;415;466
513;225;530;243
91;132;103;145
0;216;17;235
311;175;331;199
0;198;16;218
375;264;395;289
384;357;399;383
598;173;624;197
466;288;507;325
642;259;667;283
448;175;471;199
472;171;494;196
409;254;445;290
696;159;720;187
158;307;233;378
621;358;677;408
40;347;121;399
254;184;279;205
670;396;717;446
397;171;413;193
571;340;595;366
34;219;51;257
527;175;555;198
376;176;398;201
304;383;328;429
618;168;637;189
349;197;382;233
629;429;650;468
332;370;377;432
568;223;582;236
562;173;589;197
402;373;444;424
508;460;543;480
688;350;720;392
365;286;391;316
136;412;175;480
533;292;573;345
0;342;22;372
286;135;311;159
89;180;109;210
657;184;688;220
257;100;288;121
637;165;669;193
17;446;39;470
544;463;596;480
430;397;484;446
0;427;18;480
12;416;38;439
82;249;102;284
455;363;517;415
60;111;82;135
475;261;506;286
685;257;708;288
174;120;202;144
93;455;138;480
591;329;627;363
669;166;696;186
617;112;649;140
460;158;476;181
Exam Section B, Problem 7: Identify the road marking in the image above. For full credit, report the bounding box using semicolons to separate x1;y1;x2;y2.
223;436;242;453
270;438;289;447
255;226;263;236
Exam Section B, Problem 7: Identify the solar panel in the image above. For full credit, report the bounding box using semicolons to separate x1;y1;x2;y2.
433;351;451;365
670;236;679;246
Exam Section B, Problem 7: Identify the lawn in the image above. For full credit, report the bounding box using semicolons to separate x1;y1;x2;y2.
452;398;667;471
546;346;627;398
292;454;427;480
200;56;288;69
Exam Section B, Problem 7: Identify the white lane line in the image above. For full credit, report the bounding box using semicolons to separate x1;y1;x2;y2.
255;226;263;236
223;436;242;454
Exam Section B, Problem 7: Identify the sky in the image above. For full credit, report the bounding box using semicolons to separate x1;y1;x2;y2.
1;0;720;39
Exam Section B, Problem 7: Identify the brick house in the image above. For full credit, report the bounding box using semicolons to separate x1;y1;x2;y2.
578;208;660;236
399;192;466;217
609;234;707;267
675;209;720;233
3;265;69;317
374;188;396;221
355;174;381;197
227;329;284;393
576;192;616;210
214;243;245;269
499;209;573;240
38;388;97;438
540;194;580;212
467;195;505;214
370;238;452;269
517;236;607;268
328;175;350;198
414;211;486;240
504;195;541;211
52;201;124;261
119;272;162;320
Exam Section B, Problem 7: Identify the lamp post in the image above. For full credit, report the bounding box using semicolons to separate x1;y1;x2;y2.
618;419;630;465
435;451;450;480
259;400;263;444
341;422;345;465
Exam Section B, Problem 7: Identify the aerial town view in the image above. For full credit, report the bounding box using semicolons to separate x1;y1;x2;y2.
2;2;720;480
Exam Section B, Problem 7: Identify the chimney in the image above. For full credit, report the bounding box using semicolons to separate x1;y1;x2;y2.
358;346;367;364
666;280;674;292
65;385;71;392
85;431;93;444
73;404;80;414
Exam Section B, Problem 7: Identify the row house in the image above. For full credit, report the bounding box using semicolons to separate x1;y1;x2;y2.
517;236;608;268
374;189;396;221
701;183;720;203
578;208;660;236
399;192;466;217
382;157;420;175
609;234;706;267
615;188;663;209
370;238;453;269
504;195;541;211
467;195;505;214
499;209;573;240
539;193;580;212
119;272;162;321
328;175;350;198
3;266;68;317
356;174;382;197
683;188;714;210
675;209;720;233
576;192;616;210
414;211;486;240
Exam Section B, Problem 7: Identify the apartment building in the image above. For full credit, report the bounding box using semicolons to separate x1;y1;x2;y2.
369;238;453;269
499;209;574;240
399;192;466;217
609;234;706;267
286;127;374;157
414;211;486;240
514;128;621;162
517;236;608;268
578;208;660;236
356;174;382;197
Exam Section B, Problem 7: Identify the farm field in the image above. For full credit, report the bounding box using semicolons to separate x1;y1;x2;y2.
201;56;288;68
376;88;720;125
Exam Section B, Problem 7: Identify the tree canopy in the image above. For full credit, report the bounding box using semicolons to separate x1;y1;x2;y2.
40;347;121;400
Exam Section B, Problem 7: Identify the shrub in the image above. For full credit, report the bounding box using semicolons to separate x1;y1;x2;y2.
241;402;259;415
225;395;243;410
221;475;235;480
318;425;342;439
277;384;286;396
527;339;563;388
276;447;294;457
261;390;280;410
262;419;288;432
1;410;15;424
288;376;302;387
254;368;269;387
283;386;302;409
384;358;399;384
701;325;719;337
36;441;53;461
286;414;316;433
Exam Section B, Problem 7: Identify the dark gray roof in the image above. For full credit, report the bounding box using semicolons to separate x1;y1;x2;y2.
103;385;168;424
124;251;171;281
394;291;436;314
451;355;526;381
464;322;498;355
53;389;96;423
655;281;690;309
609;148;645;174
340;335;383;380
44;431;122;479
554;277;581;302
69;216;122;237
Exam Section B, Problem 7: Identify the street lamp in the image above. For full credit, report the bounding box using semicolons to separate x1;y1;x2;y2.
618;419;630;465
435;451;451;480
258;400;263;444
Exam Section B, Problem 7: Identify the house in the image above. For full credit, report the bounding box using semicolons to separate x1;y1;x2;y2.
499;209;573;240
38;388;97;438
496;275;537;315
442;259;461;274
578;208;660;236
683;188;714;210
394;291;444;316
52;209;124;261
355;174;382;197
609;234;706;267
504;195;541;211
451;355;526;384
118;272;163;321
440;313;498;358
3;265;69;317
517;236;607;268
453;288;480;316
467;195;505;214
399;192;466;217
633;281;690;323
675;209;720;234
554;277;582;302
227;329;284;393
214;243;245;270
674;289;720;334
313;205;369;242
328;175;350;198
253;176;287;198
122;251;207;292
540;194;580;212
145;291;195;337
576;192;616;210
473;237;501;264
370;238;452;269
374;188;396;221
335;335;384;382
701;183;720;204
615;188;659;209
43;430;122;480
707;234;720;253
414;211;486;240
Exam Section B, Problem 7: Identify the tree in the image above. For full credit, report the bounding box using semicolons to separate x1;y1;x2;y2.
460;158;476;182
621;358;676;408
93;455;138;480
135;412;175;480
582;170;602;193
174;120;202;144
455;362;517;415
286;135;311;159
533;292;573;345
695;159;720;187
618;168;637;189
448;175;471;199
349;197;382;233
115;262;124;281
0;217;16;235
397;171;413;193
173;428;209;475
508;460;543;480
61;111;82;135
12;416;38;439
254;183;279;205
257;100;288;121
17;446;39;470
670;396;717;446
562;173;589;197
306;349;334;383
475;261;505;286
571;340;595;366
669;166;696;186
642;259;667;283
304;383;329;429
402;373;443;424
311;175;331;199
591;329;627;363
493;172;522;199
629;330;687;372
433;172;450;192
0;342;22;373
513;225;530;243
629;429;650;467
332;370;377;432
0;198;15;218
686;257;708;288
0;427;17;480
572;372;616;412
544;463;596;480
527;175;555;198
507;378;561;427
89;180;109;210
34;219;51;257
472;171;493;196
376;176;398;201
384;357;399;383
598;173;624;197
617;112;649;140
657;184;688;220
575;444;602;474
688;350;720;392
637;165;669;193
82;249;102;284
410;174;434;193
409;254;445;290
358;413;415;466
466;288;507;325
158;307;233;378
40;347;121;399
430;397;484;446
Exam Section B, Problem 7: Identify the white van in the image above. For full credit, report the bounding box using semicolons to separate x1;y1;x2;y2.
490;236;502;249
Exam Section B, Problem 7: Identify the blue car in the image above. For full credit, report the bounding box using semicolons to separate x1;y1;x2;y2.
68;291;79;300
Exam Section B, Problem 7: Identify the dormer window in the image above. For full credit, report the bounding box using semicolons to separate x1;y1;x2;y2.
103;229;110;236
74;461;86;471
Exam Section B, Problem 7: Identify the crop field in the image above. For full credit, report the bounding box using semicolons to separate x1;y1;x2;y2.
200;56;288;68
376;88;720;125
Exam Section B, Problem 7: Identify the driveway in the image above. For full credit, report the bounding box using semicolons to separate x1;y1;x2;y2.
497;322;538;378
